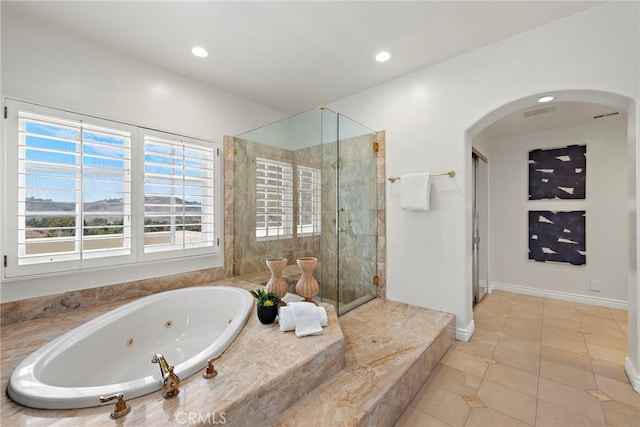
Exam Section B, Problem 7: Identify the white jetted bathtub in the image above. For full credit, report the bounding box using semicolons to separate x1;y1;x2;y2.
7;286;254;410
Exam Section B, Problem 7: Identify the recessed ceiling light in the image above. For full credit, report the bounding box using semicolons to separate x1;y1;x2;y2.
375;51;391;62
537;95;555;103
192;46;208;58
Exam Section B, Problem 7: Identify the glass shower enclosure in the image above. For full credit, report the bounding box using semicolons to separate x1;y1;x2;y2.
231;107;379;315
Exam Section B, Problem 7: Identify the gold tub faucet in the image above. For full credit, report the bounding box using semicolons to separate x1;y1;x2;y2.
151;353;180;399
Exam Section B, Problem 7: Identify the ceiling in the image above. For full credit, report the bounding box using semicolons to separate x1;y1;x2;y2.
3;1;605;115
480;101;627;140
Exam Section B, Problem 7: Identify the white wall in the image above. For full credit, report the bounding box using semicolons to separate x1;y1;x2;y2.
486;119;628;304
328;1;639;347
0;8;286;301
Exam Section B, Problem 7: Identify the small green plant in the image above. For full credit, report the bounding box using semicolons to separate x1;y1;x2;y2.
248;288;282;307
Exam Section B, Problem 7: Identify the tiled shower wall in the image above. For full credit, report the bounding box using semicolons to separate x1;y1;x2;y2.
231;137;321;287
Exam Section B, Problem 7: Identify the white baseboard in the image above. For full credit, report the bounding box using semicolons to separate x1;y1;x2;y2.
456;319;475;342
489;282;628;310
625;357;640;394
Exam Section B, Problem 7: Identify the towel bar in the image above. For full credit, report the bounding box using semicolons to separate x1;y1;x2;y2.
388;170;455;183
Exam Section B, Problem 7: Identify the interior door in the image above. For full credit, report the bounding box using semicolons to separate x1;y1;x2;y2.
473;151;489;306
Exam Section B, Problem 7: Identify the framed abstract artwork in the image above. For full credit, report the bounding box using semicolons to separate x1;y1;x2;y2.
529;210;586;265
529;145;586;200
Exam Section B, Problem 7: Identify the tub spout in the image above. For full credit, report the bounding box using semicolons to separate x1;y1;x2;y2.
151;353;180;399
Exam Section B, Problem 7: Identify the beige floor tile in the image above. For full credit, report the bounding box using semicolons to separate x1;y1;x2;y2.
509;308;544;323
411;384;470;427
579;317;626;338
540;345;593;372
464;407;530;427
425;364;483;396
601;400;640;427
541;323;586;342
575;303;614;317
484;363;539;396
541;333;587;354
537;378;605;422
493;345;540;375
584;333;627;353
496;335;541;356
452;337;496;359
609;308;627;323
543;298;576;308
586;343;627;365
476;301;512;316
535;399;606;427
503;317;543;340
477;379;537;425
539;359;596;390
395;405;453;427
542;313;581;330
594;375;640;408
440;349;488;379
473;312;508;332
591;359;630;384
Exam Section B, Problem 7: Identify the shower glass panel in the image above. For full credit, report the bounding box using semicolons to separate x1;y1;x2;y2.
232;107;378;315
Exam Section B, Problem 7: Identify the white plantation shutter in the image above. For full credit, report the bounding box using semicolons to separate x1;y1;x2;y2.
4;100;220;278
143;135;215;253
297;166;321;236
255;158;293;240
17;111;131;265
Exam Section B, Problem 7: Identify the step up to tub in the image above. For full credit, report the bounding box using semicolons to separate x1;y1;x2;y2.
276;299;456;427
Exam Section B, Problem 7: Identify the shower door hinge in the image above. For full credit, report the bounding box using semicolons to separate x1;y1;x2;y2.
372;141;379;152
4;106;7;119
373;275;380;287
217;238;220;246
3;255;7;268
217;148;220;156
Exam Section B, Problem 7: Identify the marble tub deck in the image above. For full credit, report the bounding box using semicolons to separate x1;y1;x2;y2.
1;278;455;426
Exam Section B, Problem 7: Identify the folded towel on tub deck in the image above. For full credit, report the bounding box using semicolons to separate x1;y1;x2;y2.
278;303;328;332
400;173;431;211
292;302;323;337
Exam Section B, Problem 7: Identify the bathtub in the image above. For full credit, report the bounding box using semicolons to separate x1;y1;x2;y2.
7;286;254;410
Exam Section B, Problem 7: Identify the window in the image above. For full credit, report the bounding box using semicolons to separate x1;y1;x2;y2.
143;134;215;253
3;100;220;278
255;158;293;239
17;111;131;265
297;166;321;236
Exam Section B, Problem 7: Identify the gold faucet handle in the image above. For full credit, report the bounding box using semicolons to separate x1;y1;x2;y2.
99;393;131;419
203;353;222;379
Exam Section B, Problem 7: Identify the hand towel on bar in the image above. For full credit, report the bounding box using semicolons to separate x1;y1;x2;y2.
278;303;328;332
292;302;323;337
400;173;431;211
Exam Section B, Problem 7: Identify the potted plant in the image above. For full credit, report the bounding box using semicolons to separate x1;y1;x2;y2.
248;288;282;324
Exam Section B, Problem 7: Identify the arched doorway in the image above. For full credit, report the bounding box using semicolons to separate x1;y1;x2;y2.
466;89;639;393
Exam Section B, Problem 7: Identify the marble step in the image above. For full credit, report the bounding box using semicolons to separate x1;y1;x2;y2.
276;299;456;427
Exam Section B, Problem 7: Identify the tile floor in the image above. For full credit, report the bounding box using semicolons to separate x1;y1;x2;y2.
395;290;639;427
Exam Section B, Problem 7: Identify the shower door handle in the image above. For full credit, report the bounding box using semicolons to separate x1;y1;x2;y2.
338;207;351;232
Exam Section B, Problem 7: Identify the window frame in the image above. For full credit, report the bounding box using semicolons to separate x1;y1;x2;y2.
255;157;294;241
3;100;221;279
296;165;322;237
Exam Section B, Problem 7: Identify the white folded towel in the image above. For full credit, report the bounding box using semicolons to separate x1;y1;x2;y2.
400;173;431;211
292;302;323;337
278;303;328;332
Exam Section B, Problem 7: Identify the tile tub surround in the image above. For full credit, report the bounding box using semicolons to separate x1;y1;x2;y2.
1;278;345;427
1;277;455;427
0;266;226;326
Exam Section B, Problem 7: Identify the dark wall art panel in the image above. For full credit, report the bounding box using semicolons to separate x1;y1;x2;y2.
529;144;586;200
528;210;586;265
